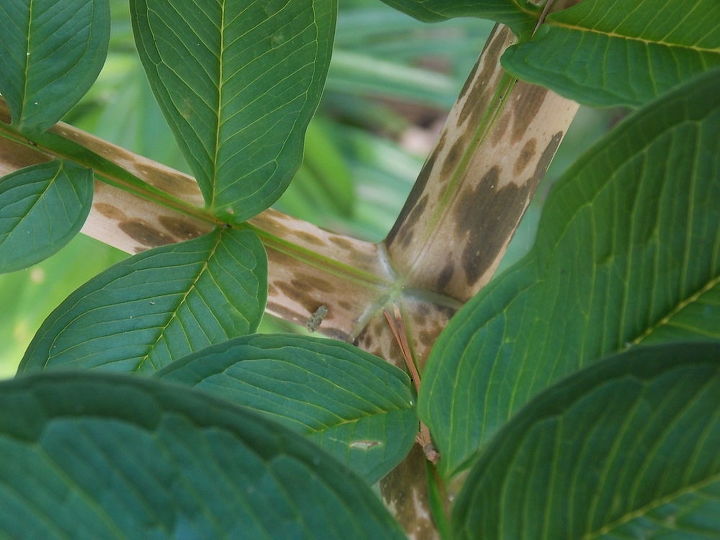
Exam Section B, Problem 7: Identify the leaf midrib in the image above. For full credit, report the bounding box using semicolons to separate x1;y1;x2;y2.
210;0;226;209
19;0;34;124
582;472;720;538
630;273;720;346
6;163;65;243
548;20;720;55
135;231;223;371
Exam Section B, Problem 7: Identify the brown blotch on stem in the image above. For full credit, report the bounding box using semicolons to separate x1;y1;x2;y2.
457;28;508;128
158;215;205;241
441;139;464;180
511;84;549;143
119;220;175;248
93;203;127;221
514;138;538;175
436;262;455;291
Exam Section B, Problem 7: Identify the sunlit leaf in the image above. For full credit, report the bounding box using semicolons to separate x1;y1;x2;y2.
503;0;720;107
19;228;267;374
0;372;404;539
453;343;720;539
0;161;93;273
419;68;720;477
157;334;417;483
0;0;110;132
130;0;337;221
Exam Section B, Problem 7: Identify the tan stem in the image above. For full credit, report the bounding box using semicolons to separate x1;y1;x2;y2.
375;25;579;538
0;105;397;342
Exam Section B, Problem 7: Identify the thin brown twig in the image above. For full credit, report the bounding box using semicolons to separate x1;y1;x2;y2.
533;0;557;35
384;306;440;464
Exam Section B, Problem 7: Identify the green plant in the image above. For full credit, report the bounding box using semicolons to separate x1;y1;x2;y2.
0;0;718;538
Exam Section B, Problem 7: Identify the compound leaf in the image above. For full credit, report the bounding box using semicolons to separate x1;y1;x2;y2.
0;372;404;539
0;161;93;273
19;228;267;374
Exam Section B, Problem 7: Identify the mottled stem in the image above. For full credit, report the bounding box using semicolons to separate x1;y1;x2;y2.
375;25;578;539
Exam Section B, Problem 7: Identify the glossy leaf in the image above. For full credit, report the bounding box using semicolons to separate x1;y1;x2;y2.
0;0;110;132
378;0;537;37
0;372;404;539
503;0;720;107
419;68;720;477
157;334;417;483
0;161;93;273
19;228;267;374
453;343;720;539
130;0;337;221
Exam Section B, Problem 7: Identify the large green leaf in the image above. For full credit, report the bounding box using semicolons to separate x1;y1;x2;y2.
503;0;720;108
0;0;110;133
0;161;93;274
0;372;404;539
453;343;720;539
157;334;417;483
130;0;337;221
419;68;720;477
378;0;537;37
19;228;267;374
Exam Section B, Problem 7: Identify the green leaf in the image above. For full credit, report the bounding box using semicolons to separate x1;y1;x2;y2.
378;0;537;37
453;343;720;539
156;334;417;483
130;0;337;221
502;0;720;108
0;235;124;378
0;161;93;274
19;228;267;374
419;68;720;477
0;372;404;539
0;0;110;133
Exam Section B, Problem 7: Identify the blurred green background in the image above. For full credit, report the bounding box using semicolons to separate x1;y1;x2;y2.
0;0;621;377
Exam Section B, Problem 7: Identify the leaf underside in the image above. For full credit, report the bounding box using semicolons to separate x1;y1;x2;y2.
419;68;720;477
379;0;537;37
19;228;267;374
156;334;417;483
0;0;110;132
130;0;337;221
0;372;404;539
0;161;93;273
503;0;720;107
453;343;720;539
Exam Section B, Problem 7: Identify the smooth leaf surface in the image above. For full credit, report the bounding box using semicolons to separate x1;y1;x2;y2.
19;228;267;374
0;161;93;273
157;334;417;483
131;0;337;221
0;372;404;539
378;0;537;37
0;0;110;132
419;69;720;476
503;0;720;107
453;343;720;539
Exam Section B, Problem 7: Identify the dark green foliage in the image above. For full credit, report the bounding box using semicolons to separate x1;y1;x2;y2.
156;334;417;483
